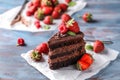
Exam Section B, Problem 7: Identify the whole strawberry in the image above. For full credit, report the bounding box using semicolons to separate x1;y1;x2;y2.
58;3;68;12
76;53;94;71
41;0;53;7
82;13;92;22
35;42;49;54
65;0;72;3
28;2;33;8
61;13;71;22
52;10;60;19
34;20;41;29
43;16;53;24
93;40;105;53
42;6;53;15
26;6;37;16
34;8;44;20
52;0;59;6
54;6;62;13
17;38;25;46
30;50;42;61
66;19;80;33
58;22;68;34
32;0;41;7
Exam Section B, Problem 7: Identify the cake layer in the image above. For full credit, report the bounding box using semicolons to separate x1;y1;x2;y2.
49;49;86;69
49;42;85;59
48;32;84;50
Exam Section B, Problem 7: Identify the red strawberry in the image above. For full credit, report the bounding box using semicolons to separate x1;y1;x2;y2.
58;22;68;34
82;13;92;22
66;19;80;33
17;38;25;46
34;8;44;20
26;10;33;16
93;40;105;53
54;6;62;13
80;53;93;65
52;11;60;19
32;0;41;7
41;0;53;7
30;50;42;61
42;6;53;15
35;42;49;54
34;20;41;29
77;60;90;71
65;0;72;3
76;53;94;71
43;16;53;24
61;13;71;22
58;3;68;12
28;2;33;8
28;6;37;14
52;0;59;6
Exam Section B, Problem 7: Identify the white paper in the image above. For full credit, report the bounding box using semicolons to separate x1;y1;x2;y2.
0;0;87;32
21;43;119;80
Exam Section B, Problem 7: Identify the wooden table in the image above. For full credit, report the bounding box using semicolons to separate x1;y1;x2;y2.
0;0;120;80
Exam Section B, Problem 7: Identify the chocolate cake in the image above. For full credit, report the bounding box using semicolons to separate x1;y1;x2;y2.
48;31;86;69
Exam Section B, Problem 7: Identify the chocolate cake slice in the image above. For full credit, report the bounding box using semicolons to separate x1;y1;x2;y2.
48;31;86;69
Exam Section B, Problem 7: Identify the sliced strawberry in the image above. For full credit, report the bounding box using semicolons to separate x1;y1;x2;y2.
52;11;60;19
80;53;93;65
66;19;80;33
93;40;105;53
77;61;90;71
58;22;68;34
43;16;53;24
61;13;71;22
42;6;53;15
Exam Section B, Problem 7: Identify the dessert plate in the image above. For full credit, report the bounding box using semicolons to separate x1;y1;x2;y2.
21;43;119;80
0;0;87;32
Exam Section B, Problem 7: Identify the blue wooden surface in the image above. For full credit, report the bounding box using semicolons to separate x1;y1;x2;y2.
0;0;120;80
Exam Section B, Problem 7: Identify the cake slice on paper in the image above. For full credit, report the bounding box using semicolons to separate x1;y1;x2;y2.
48;18;86;69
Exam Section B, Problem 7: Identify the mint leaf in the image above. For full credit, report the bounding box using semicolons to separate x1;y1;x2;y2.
43;25;50;30
68;1;76;7
67;31;76;36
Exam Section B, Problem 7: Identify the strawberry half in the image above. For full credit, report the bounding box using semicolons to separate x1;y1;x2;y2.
77;60;90;71
80;53;93;65
93;40;105;53
76;53;94;71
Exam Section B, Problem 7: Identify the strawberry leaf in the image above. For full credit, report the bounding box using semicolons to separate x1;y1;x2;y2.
68;1;76;7
67;31;76;36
